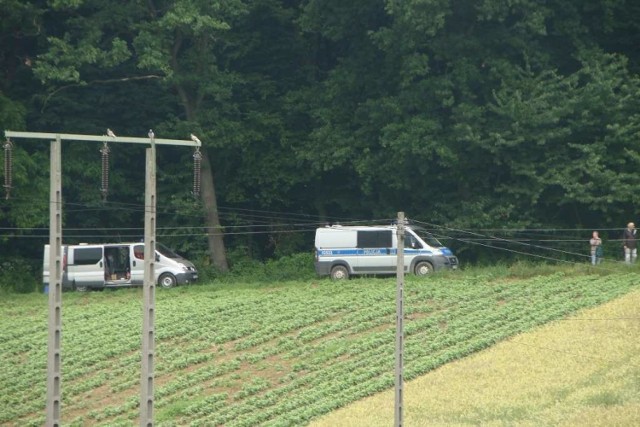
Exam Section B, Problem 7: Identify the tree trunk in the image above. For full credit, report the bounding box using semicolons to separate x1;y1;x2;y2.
200;147;229;272
174;72;229;272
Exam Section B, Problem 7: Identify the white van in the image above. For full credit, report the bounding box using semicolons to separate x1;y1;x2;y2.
314;225;458;280
43;242;198;291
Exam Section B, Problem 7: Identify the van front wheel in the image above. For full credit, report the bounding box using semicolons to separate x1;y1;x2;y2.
414;261;434;276
330;265;349;281
158;273;177;288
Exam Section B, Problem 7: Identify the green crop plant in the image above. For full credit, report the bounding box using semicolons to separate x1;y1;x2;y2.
0;266;638;426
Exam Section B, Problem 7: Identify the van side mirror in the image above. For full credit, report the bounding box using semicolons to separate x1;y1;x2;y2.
155;254;160;262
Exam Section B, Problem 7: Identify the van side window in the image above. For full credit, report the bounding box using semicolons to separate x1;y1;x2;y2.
357;230;392;248
134;245;144;260
73;248;102;265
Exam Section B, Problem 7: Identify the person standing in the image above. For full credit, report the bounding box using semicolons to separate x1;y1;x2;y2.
622;222;637;264
589;231;603;265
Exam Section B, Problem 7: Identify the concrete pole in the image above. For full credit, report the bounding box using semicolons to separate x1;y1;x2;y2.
140;145;156;426
46;136;63;426
3;129;198;427
395;211;405;427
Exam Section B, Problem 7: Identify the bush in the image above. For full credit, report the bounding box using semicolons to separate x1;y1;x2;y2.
263;252;316;281
0;257;39;293
204;251;316;284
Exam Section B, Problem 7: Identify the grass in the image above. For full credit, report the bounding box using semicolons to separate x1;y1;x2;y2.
311;288;640;426
0;263;639;426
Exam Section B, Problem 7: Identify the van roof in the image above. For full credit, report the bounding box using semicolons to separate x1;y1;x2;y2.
317;224;408;231
67;242;146;247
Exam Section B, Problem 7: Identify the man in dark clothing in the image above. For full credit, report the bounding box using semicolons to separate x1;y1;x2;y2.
623;222;637;264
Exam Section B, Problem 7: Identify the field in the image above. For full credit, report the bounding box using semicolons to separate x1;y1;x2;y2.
312;288;640;426
1;265;639;426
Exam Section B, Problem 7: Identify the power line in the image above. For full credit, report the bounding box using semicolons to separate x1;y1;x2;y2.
3;196;636;233
412;219;590;260
2;199;637;267
412;222;626;270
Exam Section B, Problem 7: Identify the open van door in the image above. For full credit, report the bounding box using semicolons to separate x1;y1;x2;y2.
103;245;132;285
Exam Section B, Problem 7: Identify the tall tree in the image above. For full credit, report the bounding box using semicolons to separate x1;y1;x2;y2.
5;0;640;268
291;0;640;231
0;0;50;256
32;0;251;271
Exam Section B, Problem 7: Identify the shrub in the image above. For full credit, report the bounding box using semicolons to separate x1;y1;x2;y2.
0;257;39;293
263;252;315;281
203;251;316;284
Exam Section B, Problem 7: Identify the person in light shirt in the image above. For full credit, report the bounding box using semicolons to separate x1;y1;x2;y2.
589;231;603;265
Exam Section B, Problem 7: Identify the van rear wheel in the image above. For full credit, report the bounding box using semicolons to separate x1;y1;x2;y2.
330;265;349;281
414;261;434;276
158;273;177;288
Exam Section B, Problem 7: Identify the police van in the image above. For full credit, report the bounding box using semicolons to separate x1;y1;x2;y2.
314;225;458;280
43;242;198;291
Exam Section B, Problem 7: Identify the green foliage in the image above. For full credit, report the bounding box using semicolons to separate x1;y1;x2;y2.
222;251;316;283
0;146;49;229
0;92;26;130
191;251;315;285
262;252;315;281
3;0;640;269
0;257;39;293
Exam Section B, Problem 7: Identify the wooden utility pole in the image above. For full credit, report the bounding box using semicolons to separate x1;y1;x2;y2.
3;130;199;426
395;211;405;427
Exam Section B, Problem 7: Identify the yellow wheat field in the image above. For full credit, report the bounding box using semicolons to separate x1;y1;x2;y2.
311;289;640;426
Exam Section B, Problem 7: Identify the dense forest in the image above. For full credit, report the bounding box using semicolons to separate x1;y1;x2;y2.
2;0;640;285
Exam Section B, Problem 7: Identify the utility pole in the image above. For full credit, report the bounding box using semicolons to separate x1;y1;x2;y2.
47;135;62;427
395;211;405;427
3;130;199;426
140;137;156;427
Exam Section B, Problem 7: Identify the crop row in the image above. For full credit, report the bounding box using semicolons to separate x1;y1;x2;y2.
1;271;638;425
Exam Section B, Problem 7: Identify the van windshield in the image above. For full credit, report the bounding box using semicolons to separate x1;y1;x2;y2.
157;243;180;259
412;229;444;248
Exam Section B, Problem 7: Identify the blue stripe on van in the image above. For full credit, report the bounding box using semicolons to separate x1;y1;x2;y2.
317;248;434;257
317;249;359;256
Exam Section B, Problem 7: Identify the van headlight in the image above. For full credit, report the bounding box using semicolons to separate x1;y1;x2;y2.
178;263;188;271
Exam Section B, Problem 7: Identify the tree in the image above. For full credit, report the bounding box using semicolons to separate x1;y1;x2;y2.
5;0;640;270
31;0;253;272
0;0;50;257
290;0;640;224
